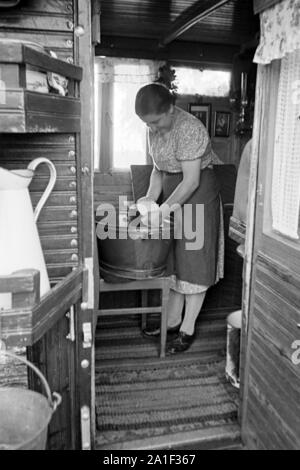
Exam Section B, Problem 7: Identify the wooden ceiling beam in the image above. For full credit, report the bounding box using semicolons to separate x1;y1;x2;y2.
95;35;238;68
159;0;231;47
253;0;282;14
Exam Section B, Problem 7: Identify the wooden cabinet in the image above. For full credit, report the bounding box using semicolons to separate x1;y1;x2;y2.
0;0;95;450
0;43;82;133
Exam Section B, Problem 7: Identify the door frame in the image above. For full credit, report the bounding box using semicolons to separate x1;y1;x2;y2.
74;0;97;450
239;61;281;433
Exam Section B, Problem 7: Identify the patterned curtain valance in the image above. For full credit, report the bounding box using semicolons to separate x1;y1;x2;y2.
95;57;161;84
254;0;300;64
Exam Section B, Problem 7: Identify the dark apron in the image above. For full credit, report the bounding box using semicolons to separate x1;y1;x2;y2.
162;167;221;287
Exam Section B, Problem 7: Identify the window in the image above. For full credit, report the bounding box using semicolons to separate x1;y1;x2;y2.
94;60;231;171
94;58;161;171
112;79;147;169
174;67;231;97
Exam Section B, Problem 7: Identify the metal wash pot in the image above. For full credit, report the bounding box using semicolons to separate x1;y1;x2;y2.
96;216;173;282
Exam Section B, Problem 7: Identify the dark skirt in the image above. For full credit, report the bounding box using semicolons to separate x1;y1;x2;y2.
162;168;221;288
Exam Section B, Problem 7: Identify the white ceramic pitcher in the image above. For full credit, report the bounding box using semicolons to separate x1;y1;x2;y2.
0;158;57;310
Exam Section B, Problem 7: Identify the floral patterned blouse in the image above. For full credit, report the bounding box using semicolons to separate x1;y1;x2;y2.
148;106;214;173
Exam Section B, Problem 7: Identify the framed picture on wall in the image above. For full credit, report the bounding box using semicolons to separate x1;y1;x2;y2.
214;111;231;137
188;103;211;134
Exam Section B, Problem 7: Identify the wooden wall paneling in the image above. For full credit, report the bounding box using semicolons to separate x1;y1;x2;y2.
250;326;300;418
246;388;288;449
247;332;300;449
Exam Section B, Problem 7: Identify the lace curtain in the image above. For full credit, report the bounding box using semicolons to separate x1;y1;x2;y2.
271;49;300;239
95;57;161;84
94;57;162;170
254;0;300;64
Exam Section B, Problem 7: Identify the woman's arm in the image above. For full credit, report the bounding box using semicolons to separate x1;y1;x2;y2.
163;159;201;209
145;167;163;202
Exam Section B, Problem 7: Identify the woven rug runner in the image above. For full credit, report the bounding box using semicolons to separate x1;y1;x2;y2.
95;315;239;448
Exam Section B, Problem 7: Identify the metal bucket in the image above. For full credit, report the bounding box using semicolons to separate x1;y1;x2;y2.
96;218;173;282
225;310;241;389
0;350;61;450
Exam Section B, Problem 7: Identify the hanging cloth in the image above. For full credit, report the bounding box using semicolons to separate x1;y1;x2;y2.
271;49;300;239
94;57;162;84
254;0;300;64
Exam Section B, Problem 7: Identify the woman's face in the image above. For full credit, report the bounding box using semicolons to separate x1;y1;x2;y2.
139;105;174;135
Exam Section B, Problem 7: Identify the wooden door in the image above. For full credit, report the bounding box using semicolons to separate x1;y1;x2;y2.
241;61;300;449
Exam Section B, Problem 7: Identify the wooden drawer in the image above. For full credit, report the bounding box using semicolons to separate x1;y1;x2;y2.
31;191;77;207
47;265;76;280
0;133;76;160
40;234;78;251
37;206;78;223
0;89;81;133
38;221;78;237
44;249;79;265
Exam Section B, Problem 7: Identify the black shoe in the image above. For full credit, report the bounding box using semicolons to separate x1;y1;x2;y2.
142;324;181;338
166;331;194;355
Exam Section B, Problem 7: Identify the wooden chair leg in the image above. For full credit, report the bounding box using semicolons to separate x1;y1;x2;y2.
141;290;147;330
159;278;170;358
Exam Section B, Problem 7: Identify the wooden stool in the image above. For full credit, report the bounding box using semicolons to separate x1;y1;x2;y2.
96;277;170;358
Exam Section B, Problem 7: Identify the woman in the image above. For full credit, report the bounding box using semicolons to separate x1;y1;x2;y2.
135;83;223;355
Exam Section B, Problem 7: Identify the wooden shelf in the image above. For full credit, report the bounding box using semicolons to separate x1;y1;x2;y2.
0;43;82;133
0;266;84;348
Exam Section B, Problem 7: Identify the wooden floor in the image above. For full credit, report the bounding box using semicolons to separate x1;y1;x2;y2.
95;424;242;450
94;309;242;451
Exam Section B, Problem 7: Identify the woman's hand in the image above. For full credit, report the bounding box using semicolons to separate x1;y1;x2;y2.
159;203;172;227
128;196;153;215
137;198;160;227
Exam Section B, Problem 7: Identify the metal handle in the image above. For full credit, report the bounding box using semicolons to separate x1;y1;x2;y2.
27;158;57;223
0;349;61;412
